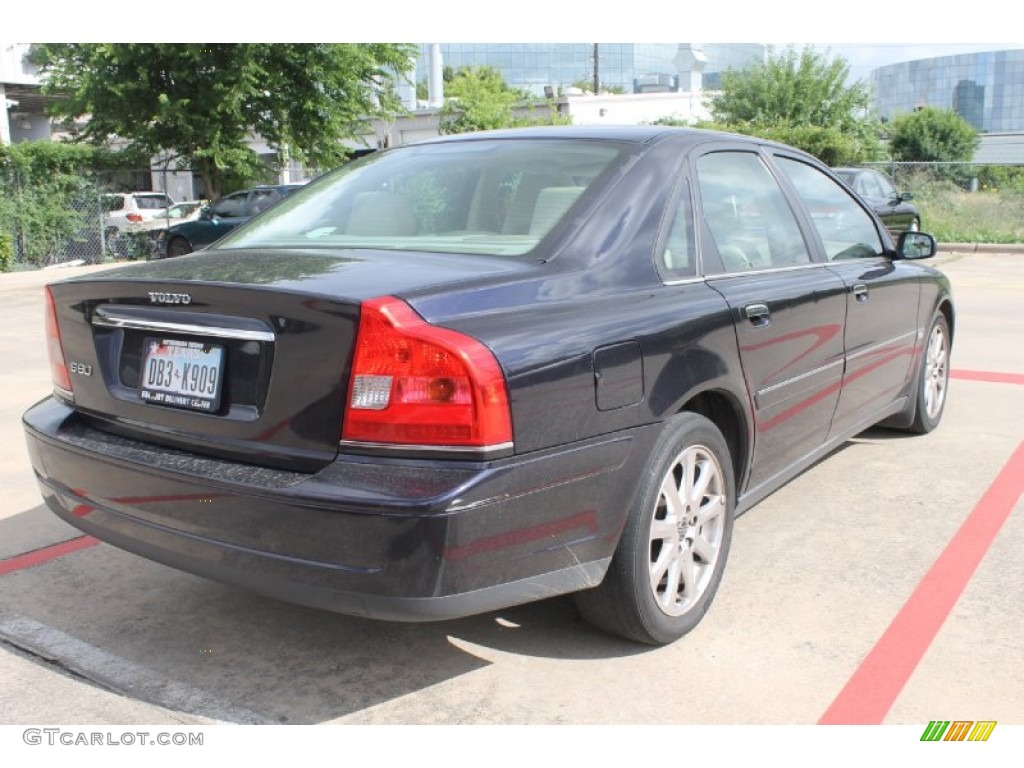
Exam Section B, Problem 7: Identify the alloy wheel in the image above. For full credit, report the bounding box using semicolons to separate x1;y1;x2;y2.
648;445;727;617
924;323;948;420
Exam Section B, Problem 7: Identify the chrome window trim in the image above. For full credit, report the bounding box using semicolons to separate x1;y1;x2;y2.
703;261;833;280
661;275;707;287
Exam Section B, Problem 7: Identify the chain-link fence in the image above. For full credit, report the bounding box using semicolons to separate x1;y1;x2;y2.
0;165;202;269
5;157;1022;270
849;162;1024;244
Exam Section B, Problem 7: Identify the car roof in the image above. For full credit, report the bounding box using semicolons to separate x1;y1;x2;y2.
409;125;822;160
252;184;306;191
102;191;169;198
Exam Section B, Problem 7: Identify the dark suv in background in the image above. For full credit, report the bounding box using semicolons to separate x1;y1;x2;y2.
156;184;306;258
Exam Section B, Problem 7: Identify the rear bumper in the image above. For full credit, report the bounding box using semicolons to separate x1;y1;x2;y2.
24;397;658;621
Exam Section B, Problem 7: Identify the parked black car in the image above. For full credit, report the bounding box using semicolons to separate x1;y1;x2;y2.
156;183;306;257
25;127;952;645
833;167;921;236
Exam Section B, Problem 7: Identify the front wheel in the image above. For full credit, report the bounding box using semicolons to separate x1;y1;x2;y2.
909;313;950;433
574;413;735;645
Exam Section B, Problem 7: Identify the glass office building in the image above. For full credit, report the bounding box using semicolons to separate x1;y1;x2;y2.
870;49;1024;132
416;44;764;96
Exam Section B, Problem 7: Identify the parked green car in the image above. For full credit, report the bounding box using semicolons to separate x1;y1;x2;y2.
156;184;306;258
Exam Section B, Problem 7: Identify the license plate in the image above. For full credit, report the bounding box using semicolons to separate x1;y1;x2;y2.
140;338;225;413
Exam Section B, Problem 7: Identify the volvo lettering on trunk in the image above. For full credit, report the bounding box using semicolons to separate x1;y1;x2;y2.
148;292;192;305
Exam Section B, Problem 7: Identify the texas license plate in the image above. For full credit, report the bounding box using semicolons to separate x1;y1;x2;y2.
140;338;225;413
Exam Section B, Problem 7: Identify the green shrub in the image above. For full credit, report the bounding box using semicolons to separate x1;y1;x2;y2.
0;232;13;272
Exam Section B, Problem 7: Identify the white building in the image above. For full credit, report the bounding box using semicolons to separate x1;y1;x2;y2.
0;42;52;145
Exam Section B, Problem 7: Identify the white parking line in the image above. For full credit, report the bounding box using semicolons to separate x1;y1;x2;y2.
0;615;269;724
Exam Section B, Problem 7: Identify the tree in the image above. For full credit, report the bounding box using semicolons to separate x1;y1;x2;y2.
31;43;415;199
887;107;978;163
439;66;522;134
439;65;567;135
0;141;146;266
708;46;882;164
570;79;625;95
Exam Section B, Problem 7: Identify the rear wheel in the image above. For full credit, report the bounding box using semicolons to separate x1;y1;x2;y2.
909;313;950;433
167;237;193;257
574;413;735;645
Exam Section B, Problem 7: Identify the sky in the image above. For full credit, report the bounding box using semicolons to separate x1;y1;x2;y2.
6;0;1023;81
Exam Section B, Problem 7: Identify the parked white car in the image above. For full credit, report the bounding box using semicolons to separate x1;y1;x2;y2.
136;200;208;232
102;192;175;240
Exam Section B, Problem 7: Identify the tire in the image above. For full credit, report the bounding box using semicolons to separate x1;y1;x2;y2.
908;313;950;434
167;237;193;258
574;412;735;645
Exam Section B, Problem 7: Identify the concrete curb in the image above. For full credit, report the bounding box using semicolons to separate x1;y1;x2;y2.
938;242;1024;254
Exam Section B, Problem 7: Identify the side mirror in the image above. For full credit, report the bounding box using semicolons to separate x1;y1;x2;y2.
900;191;914;201
199;206;213;221
897;231;936;260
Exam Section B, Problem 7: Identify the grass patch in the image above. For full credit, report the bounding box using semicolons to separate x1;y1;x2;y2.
914;189;1024;244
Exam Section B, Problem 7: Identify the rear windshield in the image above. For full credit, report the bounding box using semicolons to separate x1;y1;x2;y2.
216;139;626;257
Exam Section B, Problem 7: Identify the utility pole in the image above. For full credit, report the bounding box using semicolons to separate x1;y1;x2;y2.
592;43;600;94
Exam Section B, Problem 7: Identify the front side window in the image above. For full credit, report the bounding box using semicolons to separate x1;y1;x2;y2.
775;157;885;261
696;151;811;272
248;189;281;215
873;171;898;199
218;139;626;257
211;193;247;218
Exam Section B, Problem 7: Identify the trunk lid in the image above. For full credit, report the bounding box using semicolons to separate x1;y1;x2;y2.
48;248;532;471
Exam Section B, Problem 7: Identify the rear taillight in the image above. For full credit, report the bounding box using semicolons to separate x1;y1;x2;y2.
342;296;512;449
126;213;144;222
45;286;73;397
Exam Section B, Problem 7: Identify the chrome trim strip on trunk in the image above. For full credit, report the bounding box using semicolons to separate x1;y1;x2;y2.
92;310;276;342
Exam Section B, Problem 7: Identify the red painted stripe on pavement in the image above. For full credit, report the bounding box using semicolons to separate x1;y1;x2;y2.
951;369;1024;385
819;441;1024;724
0;536;100;576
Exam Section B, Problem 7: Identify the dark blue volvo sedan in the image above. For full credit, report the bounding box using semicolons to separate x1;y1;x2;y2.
24;127;953;645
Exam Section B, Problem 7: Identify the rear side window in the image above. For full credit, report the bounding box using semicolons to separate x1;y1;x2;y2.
658;179;696;280
696;151;811;272
775;157;885;261
135;195;172;210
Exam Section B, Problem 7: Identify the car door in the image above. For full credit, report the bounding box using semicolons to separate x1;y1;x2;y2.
771;155;921;437
695;148;848;491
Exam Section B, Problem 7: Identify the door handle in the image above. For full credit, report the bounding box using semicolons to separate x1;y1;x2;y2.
853;283;869;302
744;303;771;327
